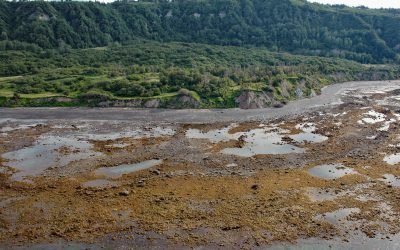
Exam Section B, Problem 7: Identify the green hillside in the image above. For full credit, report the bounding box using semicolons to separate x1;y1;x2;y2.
0;0;400;63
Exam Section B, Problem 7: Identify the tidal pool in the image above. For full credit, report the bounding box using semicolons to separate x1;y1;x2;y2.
289;133;328;144
186;123;329;157
306;188;341;202
289;123;328;143
377;119;396;131
80;127;175;141
94;159;163;178
2;135;100;181
221;128;304;157
317;208;360;225
0;119;47;133
380;174;400;187
0;123;44;133
308;164;356;180
307;184;374;202
185;125;236;143
384;154;400;165
358;110;386;125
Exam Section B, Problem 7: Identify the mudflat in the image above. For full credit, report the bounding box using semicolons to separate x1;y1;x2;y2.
1;80;400;249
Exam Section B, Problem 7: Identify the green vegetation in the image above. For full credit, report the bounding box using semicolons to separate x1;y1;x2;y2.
0;0;400;108
0;0;400;63
0;40;399;108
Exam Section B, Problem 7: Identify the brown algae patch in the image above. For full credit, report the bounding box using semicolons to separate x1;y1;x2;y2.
0;169;339;244
3;87;400;247
1;167;398;246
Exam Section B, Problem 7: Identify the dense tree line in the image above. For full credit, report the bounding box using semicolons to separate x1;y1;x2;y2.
0;0;400;63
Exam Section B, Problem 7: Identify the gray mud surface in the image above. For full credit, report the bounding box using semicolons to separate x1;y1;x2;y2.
1;80;400;249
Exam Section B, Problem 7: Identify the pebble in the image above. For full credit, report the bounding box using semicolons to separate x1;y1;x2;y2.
151;169;161;175
251;184;259;190
119;190;130;196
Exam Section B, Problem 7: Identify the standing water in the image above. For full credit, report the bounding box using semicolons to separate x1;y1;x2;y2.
94;159;163;178
2;135;100;181
308;164;356;180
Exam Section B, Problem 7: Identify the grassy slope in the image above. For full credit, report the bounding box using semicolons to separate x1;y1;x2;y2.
0;40;399;108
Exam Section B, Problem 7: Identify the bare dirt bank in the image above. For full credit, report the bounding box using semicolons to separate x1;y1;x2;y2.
1;80;399;123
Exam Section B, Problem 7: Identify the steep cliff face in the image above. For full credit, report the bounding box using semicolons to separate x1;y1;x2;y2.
235;91;278;109
166;95;200;109
143;99;161;108
234;83;321;109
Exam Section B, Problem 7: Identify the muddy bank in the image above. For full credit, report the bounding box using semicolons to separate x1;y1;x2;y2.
0;80;399;123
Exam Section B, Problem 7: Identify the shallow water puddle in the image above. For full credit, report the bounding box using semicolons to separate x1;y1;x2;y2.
307;184;374;202
379;95;400;107
226;163;238;167
377;118;396;131
2;135;100;181
51;124;88;129
186;123;327;157
0;122;45;133
380;174;400;187
94;159;163;178
289;123;328;143
358;110;386;125
295;123;316;133
185;124;236;143
289;133;328;144
308;164;356;180
270;233;400;250
306;188;341;202
384;154;400;165
317;208;360;225
79;126;175;141
221;128;304;157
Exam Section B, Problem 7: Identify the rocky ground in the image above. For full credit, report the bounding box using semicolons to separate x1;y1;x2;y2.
1;83;400;249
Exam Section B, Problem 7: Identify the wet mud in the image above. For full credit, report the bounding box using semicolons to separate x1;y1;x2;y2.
1;81;400;249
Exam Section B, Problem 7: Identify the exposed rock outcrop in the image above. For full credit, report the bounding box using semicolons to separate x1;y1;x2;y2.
279;80;291;98
165;95;200;109
235;90;278;109
144;99;161;108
